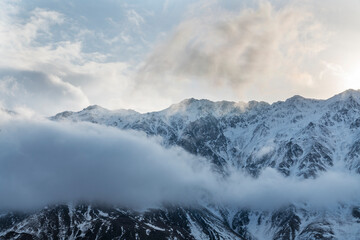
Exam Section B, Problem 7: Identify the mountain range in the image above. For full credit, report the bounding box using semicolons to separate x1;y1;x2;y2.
2;90;360;239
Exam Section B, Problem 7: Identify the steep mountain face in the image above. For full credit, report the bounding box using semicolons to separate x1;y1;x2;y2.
3;203;360;240
51;89;360;178
0;205;242;240
2;90;360;239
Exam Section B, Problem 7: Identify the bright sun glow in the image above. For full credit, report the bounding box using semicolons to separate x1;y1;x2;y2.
344;67;360;90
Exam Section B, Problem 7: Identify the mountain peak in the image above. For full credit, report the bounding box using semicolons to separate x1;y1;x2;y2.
167;98;214;112
177;98;213;107
334;88;360;98
82;105;106;111
286;95;306;102
329;89;360;103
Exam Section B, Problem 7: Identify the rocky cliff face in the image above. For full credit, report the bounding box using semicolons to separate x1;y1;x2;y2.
0;204;243;240
2;90;360;239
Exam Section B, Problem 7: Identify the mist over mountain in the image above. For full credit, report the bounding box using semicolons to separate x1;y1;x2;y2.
1;90;360;239
3;0;360;238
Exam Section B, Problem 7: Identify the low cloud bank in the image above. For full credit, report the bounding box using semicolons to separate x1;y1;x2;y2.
0;114;214;210
0;112;359;211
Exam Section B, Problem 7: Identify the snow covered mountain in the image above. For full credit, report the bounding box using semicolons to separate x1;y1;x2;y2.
2;89;360;239
51;89;360;178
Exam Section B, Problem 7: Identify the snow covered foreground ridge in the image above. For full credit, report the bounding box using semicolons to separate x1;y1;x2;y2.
2;89;360;239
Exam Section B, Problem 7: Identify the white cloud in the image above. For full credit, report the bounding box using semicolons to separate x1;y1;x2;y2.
255;144;275;159
127;9;145;27
1;112;360;211
0;71;90;115
0;114;215;210
0;2;134;115
136;1;338;104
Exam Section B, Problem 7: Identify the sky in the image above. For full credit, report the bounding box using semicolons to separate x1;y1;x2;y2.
1;0;360;115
